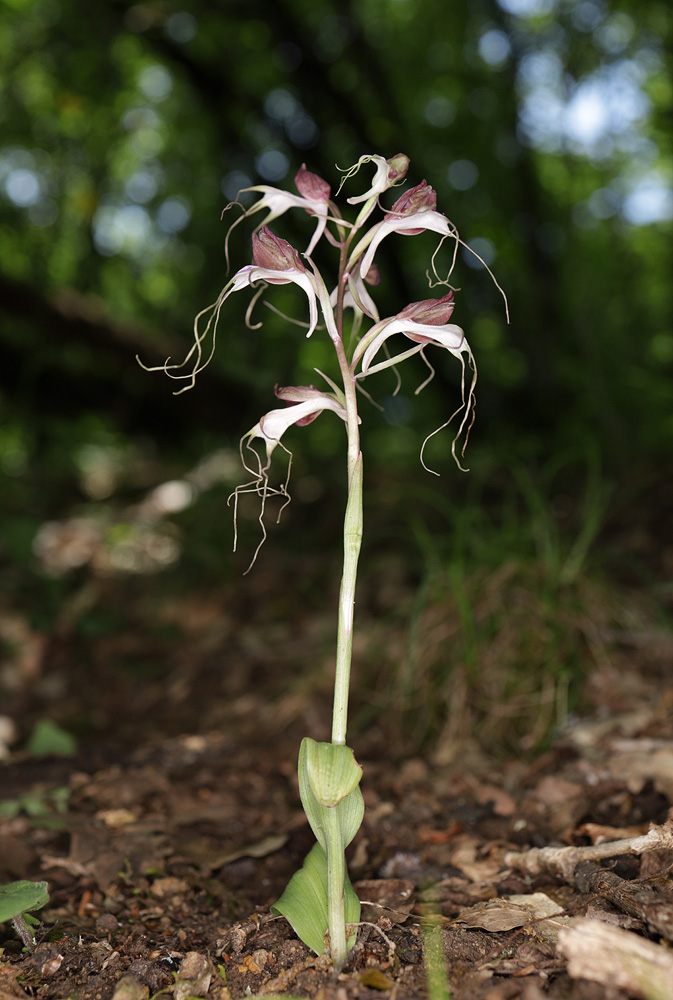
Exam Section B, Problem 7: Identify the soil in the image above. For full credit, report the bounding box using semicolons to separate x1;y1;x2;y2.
2;544;673;1000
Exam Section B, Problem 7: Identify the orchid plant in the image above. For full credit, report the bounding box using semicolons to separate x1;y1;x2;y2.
143;153;500;966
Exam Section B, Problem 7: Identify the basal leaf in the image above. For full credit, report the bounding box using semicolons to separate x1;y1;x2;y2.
271;843;360;956
271;843;329;956
0;881;49;923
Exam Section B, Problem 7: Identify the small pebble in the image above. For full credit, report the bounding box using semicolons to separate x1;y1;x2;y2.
96;912;119;934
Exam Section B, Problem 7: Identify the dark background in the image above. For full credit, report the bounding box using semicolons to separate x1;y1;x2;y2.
1;0;672;752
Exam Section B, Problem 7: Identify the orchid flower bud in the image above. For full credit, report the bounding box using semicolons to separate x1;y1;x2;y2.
385;181;437;235
397;291;454;326
385;153;410;184
252;226;305;272
387;180;437;218
295;164;331;203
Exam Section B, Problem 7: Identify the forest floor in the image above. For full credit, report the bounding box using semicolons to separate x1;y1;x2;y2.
1;525;673;1000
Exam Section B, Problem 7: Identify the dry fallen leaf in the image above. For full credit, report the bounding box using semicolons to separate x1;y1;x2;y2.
454;892;570;939
356;878;415;924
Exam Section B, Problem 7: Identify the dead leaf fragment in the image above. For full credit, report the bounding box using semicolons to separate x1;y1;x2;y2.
357;968;395;989
111;975;149;1000
174;953;213;1000
209;833;288;868
96;808;137;828
356;878;415;924
609;748;673;800
471;782;517;817
454;893;570;938
454;898;529;932
236;950;269;975
149;876;189;898
506;892;573;944
450;835;503;882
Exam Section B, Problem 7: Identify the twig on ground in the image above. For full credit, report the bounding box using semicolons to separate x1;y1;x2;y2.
504;816;673;881
558;918;673;1000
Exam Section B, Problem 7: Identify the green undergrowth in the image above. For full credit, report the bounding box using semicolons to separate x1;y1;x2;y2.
348;449;671;759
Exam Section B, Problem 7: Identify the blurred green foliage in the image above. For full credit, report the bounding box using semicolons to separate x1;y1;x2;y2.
1;0;672;571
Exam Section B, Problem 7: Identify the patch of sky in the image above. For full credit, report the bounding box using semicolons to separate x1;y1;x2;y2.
125;169;160;204
0;146;60;225
594;12;635;55
1;147;43;203
264;88;298;122
93;202;154;257
424;96;456;128
622;172;673;225
138;64;173;102
264;88;319;150
518;55;651;161
222;170;253;203
255;149;289;182
287;115;318;149
463;237;496;269
156;197;191;234
586;186;620;220
564;62;650;155
479;29;511;67
448;159;479;191
122;106;164;158
571;1;603;32
4;167;41;206
496;0;555;16
165;12;197;43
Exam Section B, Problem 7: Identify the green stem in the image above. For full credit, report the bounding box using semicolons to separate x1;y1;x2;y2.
325;230;364;965
331;448;362;745
11;914;36;951
324;807;347;965
331;233;363;747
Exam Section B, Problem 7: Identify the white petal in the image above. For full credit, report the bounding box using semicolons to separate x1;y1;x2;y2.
250;397;348;464
236;265;320;336
346;155;390;204
359;211;454;279
244;188;330;255
360;318;467;374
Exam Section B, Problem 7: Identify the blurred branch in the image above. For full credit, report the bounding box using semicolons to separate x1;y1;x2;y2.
0;272;247;445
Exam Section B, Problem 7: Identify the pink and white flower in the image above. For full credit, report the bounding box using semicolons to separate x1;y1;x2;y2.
244;385;349;466
343;153;410;205
353;292;469;377
231;164;333;256
349;208;457;281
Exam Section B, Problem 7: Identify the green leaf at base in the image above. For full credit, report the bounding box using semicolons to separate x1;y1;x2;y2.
271;843;360;957
0;881;49;923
